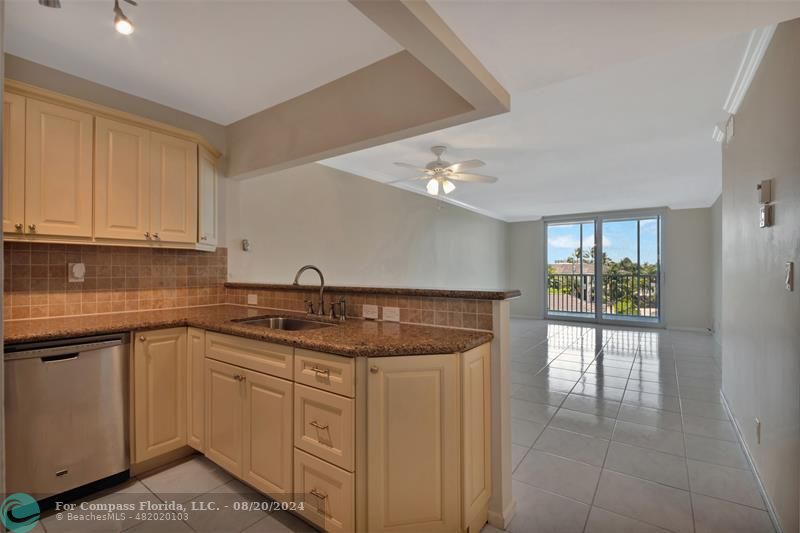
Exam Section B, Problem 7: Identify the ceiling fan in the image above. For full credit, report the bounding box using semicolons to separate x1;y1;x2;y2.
390;146;498;196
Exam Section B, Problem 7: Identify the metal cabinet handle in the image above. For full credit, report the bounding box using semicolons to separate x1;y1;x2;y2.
14;223;23;232
152;233;160;240
370;366;379;373
144;232;151;239
309;420;329;431
28;224;36;233
310;366;330;377
200;234;208;241
310;488;328;500
233;374;246;382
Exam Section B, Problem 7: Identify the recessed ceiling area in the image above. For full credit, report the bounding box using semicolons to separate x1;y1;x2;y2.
4;0;402;125
322;3;800;221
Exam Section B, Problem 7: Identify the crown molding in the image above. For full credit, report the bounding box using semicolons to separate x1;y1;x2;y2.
723;24;776;115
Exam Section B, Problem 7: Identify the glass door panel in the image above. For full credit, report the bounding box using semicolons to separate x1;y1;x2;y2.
546;220;596;318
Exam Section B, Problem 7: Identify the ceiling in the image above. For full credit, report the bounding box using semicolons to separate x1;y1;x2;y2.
4;0;401;125
323;3;800;221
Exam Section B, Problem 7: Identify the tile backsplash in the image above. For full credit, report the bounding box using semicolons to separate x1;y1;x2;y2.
3;242;493;331
3;242;227;319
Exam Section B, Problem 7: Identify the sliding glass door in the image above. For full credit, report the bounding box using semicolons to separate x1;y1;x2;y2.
545;212;661;324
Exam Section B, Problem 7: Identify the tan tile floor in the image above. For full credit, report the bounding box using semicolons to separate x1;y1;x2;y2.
493;319;776;533
31;319;775;533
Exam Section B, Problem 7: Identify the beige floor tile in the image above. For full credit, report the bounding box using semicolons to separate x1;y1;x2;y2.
681;399;729;421
585;364;631;378
584;506;671;533
508;480;589;533
550;408;616;439
514;450;601;503
562;394;621;418
511;398;558;424
692;493;774;533
579;374;629;390
612;420;685;456
594;471;693;533
625;379;680;397
139;456;232;503
184;480;267;533
570;383;625;402
511;383;568;407
682;415;737;442
684;434;748;469
534;427;610;467
622;390;681;413
512;418;546;447
512;443;529;472
242;512;317;532
688;460;764;509
605;442;689;489
617;404;683;432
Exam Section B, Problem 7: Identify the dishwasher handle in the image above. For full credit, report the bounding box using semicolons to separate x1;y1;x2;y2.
41;353;80;363
5;337;126;362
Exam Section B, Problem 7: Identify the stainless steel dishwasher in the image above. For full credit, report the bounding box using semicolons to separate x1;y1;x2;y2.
4;334;130;499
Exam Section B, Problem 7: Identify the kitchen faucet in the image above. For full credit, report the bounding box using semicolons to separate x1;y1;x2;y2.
293;265;325;316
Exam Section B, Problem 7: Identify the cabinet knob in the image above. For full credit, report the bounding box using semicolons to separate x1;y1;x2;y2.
14;223;23;232
310;488;328;500
370;366;379;374
144;232;151;239
28;224;36;233
200;234;207;241
139;336;146;342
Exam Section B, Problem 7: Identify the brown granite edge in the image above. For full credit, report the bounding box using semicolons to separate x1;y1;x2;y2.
225;282;521;300
3;311;493;357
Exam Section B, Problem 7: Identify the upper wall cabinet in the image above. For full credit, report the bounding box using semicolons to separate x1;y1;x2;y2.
198;146;219;249
150;133;198;244
95;117;151;241
25;98;94;237
2;81;221;250
3;93;26;234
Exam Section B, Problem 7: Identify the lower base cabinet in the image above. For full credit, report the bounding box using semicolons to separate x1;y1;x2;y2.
132;329;491;533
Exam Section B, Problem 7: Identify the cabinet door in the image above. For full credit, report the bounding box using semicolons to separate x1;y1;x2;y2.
242;369;293;499
150;132;197;243
461;344;491;531
187;328;205;452
95;117;150;240
3;92;26;234
205;358;244;476
133;328;187;463
25;98;93;237
367;354;460;533
197;146;218;247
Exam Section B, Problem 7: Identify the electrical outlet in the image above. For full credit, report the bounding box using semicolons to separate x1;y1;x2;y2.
362;304;379;320
786;261;794;292
68;262;86;283
755;418;761;444
247;294;258;305
382;306;400;322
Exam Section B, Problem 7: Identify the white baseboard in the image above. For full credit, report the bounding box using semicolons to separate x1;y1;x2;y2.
510;314;543;320
720;390;783;533
665;325;713;333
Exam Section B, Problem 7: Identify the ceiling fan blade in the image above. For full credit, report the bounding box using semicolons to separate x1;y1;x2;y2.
394;162;431;173
445;159;485;172
451;173;498;183
386;176;429;185
123;0;138;5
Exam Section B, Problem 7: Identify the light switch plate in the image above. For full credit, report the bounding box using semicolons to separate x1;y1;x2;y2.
247;294;258;305
382;306;400;322
786;261;794;292
68;262;86;283
362;304;379;320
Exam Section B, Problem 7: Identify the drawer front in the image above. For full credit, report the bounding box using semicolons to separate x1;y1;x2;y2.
205;332;292;379
294;349;354;397
294;384;354;472
294;449;354;533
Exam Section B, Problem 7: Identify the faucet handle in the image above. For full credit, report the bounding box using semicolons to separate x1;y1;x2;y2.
336;298;347;321
303;297;315;315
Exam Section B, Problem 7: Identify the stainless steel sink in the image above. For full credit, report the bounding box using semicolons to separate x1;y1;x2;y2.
231;316;335;331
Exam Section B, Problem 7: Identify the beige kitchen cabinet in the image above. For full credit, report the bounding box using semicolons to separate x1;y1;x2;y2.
205;358;244;475
94;117;151;241
133;328;188;463
150;132;198;244
366;353;461;533
197;146;219;250
186;328;205;452
3;92;26;234
24;98;93;237
242;368;294;499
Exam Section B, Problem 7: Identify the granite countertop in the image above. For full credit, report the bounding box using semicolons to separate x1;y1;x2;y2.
225;282;521;300
3;305;493;357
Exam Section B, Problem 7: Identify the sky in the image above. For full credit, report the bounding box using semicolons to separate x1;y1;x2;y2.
547;218;659;265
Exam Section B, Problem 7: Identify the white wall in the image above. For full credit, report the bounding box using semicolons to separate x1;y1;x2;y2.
710;194;722;338
507;220;544;318
720;19;800;532
663;207;713;331
224;163;509;289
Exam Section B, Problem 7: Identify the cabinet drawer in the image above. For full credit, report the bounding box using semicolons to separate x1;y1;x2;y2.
294;384;354;472
294;349;354;397
294;449;354;533
205;332;292;379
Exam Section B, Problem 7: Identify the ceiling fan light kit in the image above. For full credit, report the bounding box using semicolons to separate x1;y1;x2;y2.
392;146;498;196
38;0;138;35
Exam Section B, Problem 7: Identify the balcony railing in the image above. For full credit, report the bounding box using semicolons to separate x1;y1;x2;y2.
547;273;659;318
